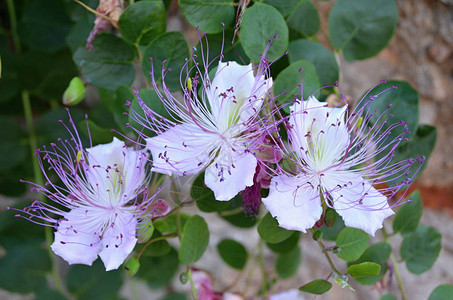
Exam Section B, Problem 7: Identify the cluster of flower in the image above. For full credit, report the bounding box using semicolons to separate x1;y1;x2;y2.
13;38;423;272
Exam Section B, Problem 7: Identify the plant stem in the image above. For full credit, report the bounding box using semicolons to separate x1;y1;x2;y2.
310;229;342;276
22;91;65;294
136;233;177;259
187;267;198;300
73;0;115;22
6;0;21;55
258;240;270;299
382;227;407;300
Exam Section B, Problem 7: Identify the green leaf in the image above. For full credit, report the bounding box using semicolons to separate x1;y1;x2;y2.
328;0;398;61
217;239;248;269
318;210;345;241
336;227;369;261
401;225;441;274
191;172;232;212
219;195;257;228
154;213;190;234
240;3;288;62
137;248;179;289
142;32;190;91
393;124;437;181
0;118;27;172
274;60;320;109
380;294;397;300
262;0;300;16
36;108;85;145
362;81;419;147
79;119;114;145
393;190;423;234
347;262;381;278
299;279;332;295
66;260;122;300
428;284;453;300
0;244;50;293
119;1;166;45
286;1;320;36
160;293;188;300
18;0;71;52
178;215;210;264
258;212;293;244
179;0;234;33
349;242;391;285
266;231;300;254
141;231;171;257
275;245;300;279
74;33;135;90
288;39;339;87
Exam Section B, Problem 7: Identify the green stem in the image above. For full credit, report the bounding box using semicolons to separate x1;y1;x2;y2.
383;227;407;300
187;267;198;300
22;91;65;294
136;233;177;259
6;0;21;55
310;229;342;276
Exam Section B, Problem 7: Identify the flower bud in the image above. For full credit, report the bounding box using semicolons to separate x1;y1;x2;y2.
63;77;85;106
124;257;140;277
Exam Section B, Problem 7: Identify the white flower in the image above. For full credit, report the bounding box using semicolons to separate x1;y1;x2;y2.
140;60;273;201
263;96;422;236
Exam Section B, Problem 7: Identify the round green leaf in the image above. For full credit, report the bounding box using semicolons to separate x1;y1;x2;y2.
219;195;257;228
347;262;381;278
0;244;50;293
74;34;135;90
362;81;419;147
178;215;210;264
217;239;248;269
18;0;71;52
299;279;332;295
154;213;190;234
328;0;398;61
336;227;369;261
191;172;233;212
393;124;437;180
266;231;300;254
428;284;453;300
349;242;391;285
318;210;345;241
137;248;179;289
286;1;320;36
262;0;300;16
275;245;300;279
179;0;234;33
258;212;293;244
380;294;397;300
119;1;166;45
274;60;320;109
240;3;289;62
141;231;172;257
393;190;423;234
66;260;122;300
401;225;441;274
142;32;190;91
288;39;339;87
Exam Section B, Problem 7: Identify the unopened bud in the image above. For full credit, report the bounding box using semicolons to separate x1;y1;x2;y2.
124;257;140;277
137;217;154;243
63;77;86;106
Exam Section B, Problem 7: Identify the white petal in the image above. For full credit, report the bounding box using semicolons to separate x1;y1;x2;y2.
323;171;394;236
51;208;103;266
262;175;323;232
288;98;349;169
98;210;138;271
204;151;257;201
146;124;218;176
208;61;272;129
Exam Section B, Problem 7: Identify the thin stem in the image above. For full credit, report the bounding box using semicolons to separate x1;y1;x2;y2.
258;240;270;299
136;233;177;259
187;267;198;300
310;229;342;276
383;226;408;300
22;91;65;294
73;0;115;23
6;0;21;55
